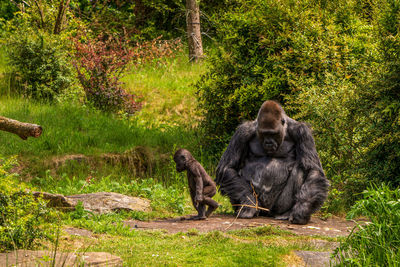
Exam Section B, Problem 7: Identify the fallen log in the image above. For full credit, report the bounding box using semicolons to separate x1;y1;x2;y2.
0;116;42;140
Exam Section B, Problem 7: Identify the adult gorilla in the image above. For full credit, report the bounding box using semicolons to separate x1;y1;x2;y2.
216;100;329;224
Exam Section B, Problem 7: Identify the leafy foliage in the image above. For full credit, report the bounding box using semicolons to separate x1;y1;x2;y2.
72;34;142;113
196;0;371;148
72;34;182;113
197;0;400;210
73;0;186;41
6;33;73;101
0;156;54;251
334;184;400;266
360;0;400;186
0;0;18;21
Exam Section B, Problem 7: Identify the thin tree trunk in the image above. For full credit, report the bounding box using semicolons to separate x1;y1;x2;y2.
186;0;203;62
0;116;42;140
54;0;71;34
33;0;45;29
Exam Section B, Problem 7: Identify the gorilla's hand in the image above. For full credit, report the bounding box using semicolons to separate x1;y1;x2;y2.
289;204;311;225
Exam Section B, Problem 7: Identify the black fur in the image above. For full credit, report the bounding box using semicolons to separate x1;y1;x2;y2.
216;101;329;224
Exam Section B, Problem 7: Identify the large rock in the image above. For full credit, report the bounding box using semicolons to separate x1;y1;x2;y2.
0;250;122;267
34;191;151;213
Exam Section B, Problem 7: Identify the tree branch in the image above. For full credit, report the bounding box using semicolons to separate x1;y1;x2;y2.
0;116;42;140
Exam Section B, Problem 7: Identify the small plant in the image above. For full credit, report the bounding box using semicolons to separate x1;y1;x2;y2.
0;155;55;251
334;184;400;266
71;34;141;114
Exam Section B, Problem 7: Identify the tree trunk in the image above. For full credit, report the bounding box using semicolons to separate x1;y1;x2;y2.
186;0;204;62
0;116;42;140
54;0;71;34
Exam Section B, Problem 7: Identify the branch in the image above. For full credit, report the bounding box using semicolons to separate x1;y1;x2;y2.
0;116;42;140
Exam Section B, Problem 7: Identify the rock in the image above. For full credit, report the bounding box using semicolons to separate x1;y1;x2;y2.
33;192;75;210
0;250;122;267
64;227;93;237
34;191;151;213
294;251;334;267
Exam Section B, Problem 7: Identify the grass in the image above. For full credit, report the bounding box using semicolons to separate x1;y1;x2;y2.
85;231;288;266
0;51;215;180
50;226;334;266
0;98;196;157
334;184;400;266
0;97;206;183
123;53;206;128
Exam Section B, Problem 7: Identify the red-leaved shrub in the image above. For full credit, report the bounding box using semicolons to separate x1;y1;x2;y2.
72;34;181;114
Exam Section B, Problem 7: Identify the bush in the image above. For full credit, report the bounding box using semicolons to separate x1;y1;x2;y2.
72;34;182;114
196;0;372;149
359;0;400;186
71;34;143;114
334;184;400;266
0;156;54;251
196;0;400;211
196;0;294;147
6;33;73;101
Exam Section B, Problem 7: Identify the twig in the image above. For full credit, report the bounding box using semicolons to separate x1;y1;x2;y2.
224;205;244;231
224;182;270;231
232;204;270;212
232;182;270;212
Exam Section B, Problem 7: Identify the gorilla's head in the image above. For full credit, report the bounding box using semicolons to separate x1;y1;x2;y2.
173;148;193;172
256;100;286;154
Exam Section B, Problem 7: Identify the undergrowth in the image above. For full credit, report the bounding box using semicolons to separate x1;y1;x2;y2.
334;184;400;266
0;155;56;252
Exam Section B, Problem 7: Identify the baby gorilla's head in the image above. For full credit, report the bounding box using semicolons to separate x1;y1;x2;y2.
173;148;193;172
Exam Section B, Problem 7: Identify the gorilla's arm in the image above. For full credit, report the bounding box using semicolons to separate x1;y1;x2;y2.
189;163;204;202
288;120;330;224
216;121;257;214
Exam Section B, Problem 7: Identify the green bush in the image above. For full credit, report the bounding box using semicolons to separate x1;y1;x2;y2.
197;0;293;147
0;156;53;251
196;0;371;149
334;184;400;266
197;0;400;211
6;33;73;101
359;0;400;186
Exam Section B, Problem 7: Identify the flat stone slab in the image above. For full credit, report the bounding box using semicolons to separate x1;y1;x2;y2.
64;227;93;237
0;250;122;267
34;191;151;213
295;251;335;267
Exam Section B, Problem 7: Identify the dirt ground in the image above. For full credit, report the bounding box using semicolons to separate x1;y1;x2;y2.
124;214;359;237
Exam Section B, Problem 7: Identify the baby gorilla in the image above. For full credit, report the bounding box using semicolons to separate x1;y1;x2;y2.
174;148;219;220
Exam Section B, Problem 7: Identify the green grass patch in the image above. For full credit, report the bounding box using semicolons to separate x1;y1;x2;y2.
0;97;206;183
63;230;290;266
334;184;400;266
123;53;206;128
53;226;338;266
0;97;195;157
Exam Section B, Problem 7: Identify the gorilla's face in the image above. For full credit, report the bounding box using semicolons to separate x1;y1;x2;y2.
174;149;192;172
174;155;186;172
257;124;284;154
256;101;286;154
